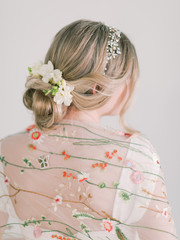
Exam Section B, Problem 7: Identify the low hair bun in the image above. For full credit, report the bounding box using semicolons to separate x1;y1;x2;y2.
23;76;68;131
23;88;35;110
32;89;58;130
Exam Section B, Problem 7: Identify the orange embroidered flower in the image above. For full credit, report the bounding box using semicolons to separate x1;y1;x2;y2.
105;149;122;161
115;130;132;138
51;235;77;240
26;124;36;132
100;218;116;233
103;220;113;232
105;152;112;159
77;172;89;182
28;144;36;150
32;131;41;140
63;171;77;179
62;151;70;160
124;133;132;137
29;128;44;144
92;162;107;170
111;149;117;155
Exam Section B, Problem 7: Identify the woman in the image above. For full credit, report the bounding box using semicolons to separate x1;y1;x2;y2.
0;19;178;240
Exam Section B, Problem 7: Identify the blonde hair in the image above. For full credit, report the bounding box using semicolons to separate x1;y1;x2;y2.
23;19;140;134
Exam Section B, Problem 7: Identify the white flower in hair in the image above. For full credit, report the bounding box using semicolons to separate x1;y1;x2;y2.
38;61;63;83
54;79;74;106
38;60;54;77
28;60;74;106
30;60;44;76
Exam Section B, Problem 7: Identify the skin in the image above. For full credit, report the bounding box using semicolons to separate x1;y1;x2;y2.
63;80;129;125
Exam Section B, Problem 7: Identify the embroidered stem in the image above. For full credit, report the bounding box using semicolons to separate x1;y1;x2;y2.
141;188;168;199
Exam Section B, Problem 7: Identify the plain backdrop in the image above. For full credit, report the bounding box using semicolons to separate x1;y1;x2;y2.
0;0;179;236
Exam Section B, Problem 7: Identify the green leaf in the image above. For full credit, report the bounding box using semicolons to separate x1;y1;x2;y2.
32;219;36;224
48;221;51;225
4;161;7;166
28;67;32;72
72;212;95;220
115;226;128;240
23;158;28;163
80;224;86;230
43;89;51;96
66;227;74;236
20;169;24;173
0;156;5;162
113;182;119;188
84;229;90;233
41;216;46;220
119;191;130;201
98;182;106;188
52;86;58;90
23;221;28;227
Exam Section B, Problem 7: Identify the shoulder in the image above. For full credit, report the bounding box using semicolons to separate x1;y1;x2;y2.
126;132;161;171
0;127;31;155
130;132;158;152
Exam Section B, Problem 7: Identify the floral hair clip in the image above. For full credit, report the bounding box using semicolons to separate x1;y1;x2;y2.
28;60;74;106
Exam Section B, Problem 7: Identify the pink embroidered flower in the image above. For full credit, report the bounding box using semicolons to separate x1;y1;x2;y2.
4;176;9;185
33;226;42;238
124;160;136;169
162;207;168;218
100;218;116;234
130;171;144;184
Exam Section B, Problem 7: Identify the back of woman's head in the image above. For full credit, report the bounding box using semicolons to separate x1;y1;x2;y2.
23;19;139;133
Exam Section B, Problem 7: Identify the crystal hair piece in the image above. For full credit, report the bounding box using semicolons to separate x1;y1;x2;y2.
104;26;122;72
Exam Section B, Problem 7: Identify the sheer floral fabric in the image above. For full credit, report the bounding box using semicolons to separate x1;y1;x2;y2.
0;119;178;240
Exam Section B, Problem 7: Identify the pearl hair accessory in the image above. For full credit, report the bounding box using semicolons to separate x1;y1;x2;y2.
104;26;122;72
28;60;74;106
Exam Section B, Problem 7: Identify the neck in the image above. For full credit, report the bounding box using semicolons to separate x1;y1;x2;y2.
63;106;101;125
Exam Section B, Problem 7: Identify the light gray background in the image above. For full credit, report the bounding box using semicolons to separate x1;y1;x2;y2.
0;0;179;236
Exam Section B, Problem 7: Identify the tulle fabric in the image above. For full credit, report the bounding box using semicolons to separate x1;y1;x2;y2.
0;119;178;240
